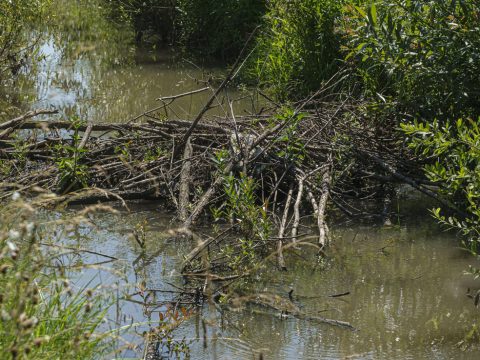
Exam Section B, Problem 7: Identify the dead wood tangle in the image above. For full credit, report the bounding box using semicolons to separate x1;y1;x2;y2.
0;84;451;331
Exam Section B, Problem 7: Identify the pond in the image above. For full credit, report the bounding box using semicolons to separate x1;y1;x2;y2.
70;200;480;359
2;1;480;359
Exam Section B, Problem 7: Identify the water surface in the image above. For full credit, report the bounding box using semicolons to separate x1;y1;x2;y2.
68;202;480;359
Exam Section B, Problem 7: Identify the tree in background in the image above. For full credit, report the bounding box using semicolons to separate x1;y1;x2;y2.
0;0;52;84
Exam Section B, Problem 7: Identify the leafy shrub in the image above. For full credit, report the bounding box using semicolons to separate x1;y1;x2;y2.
345;0;480;122
402;118;480;247
250;0;345;100
53;120;90;193
0;0;52;83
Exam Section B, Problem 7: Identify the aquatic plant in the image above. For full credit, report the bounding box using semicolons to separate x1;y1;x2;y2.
53;119;90;193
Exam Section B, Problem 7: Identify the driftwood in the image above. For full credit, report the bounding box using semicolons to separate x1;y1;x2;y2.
229;293;356;331
0;109;58;139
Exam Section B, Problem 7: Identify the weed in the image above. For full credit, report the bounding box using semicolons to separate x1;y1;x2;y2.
53;119;90;193
0;192;115;359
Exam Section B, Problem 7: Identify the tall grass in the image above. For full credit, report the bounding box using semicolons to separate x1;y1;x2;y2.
0;192;114;359
249;0;345;100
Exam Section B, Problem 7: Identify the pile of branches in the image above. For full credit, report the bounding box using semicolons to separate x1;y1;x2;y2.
2;78;451;337
0;81;437;256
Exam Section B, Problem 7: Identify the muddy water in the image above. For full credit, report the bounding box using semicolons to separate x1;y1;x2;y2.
1;4;257;123
69;202;480;359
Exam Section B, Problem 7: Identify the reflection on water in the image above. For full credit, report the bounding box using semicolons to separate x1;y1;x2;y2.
1;0;258;124
65;202;480;359
31;39;255;123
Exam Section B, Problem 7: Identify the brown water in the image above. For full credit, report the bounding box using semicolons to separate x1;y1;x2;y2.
0;2;258;124
3;2;480;358
68;201;480;359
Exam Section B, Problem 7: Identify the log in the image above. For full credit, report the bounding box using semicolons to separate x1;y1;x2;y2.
0;109;58;138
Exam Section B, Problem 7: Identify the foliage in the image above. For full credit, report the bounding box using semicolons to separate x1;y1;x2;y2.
249;0;345;100
0;194;113;359
0;0;52;83
176;0;266;61
53;120;90;193
345;0;480;122
402;118;480;248
211;153;271;271
272;107;306;163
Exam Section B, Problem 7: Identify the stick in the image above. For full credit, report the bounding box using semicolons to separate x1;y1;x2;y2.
277;186;293;270
172;26;260;158
184;162;234;227
291;176;304;243
178;139;193;222
156;87;210;102
317;160;332;247
78;122;93;150
362;150;468;218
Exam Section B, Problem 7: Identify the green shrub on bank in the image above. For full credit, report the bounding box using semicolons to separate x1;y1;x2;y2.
345;0;480;122
249;0;345;100
0;0;52;83
402;118;480;250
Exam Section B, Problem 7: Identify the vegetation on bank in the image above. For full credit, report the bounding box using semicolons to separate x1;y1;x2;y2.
0;0;52;116
0;0;52;81
0;193;114;359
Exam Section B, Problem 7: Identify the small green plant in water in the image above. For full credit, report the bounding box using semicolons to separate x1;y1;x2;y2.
213;170;271;272
143;146;167;162
53;118;90;193
272;107;307;164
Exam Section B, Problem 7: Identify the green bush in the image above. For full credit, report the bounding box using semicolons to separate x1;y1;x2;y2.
0;0;51;83
249;0;345;100
345;0;480;122
402;118;480;249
